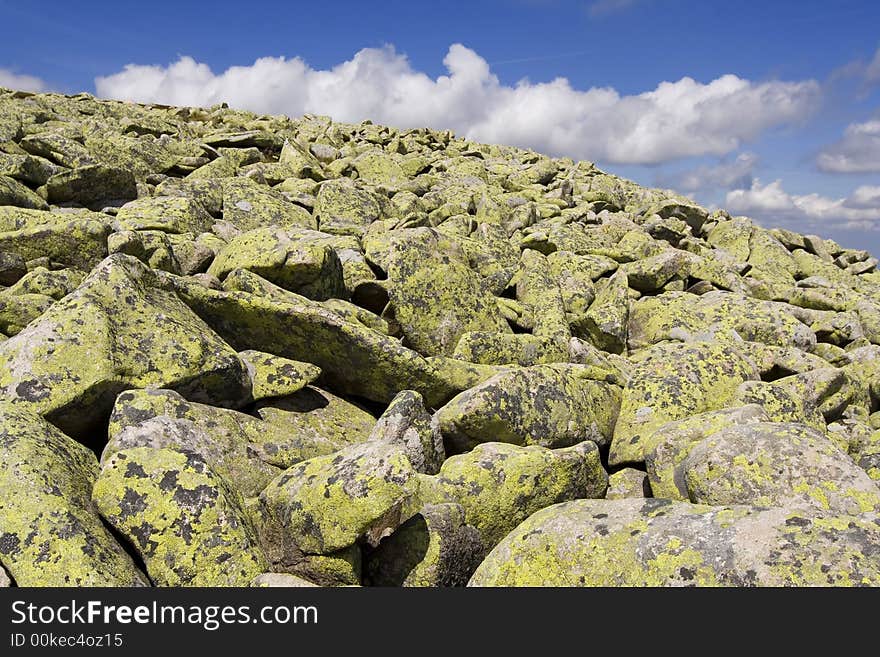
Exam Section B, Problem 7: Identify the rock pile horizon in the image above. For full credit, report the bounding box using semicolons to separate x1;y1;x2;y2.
0;87;879;587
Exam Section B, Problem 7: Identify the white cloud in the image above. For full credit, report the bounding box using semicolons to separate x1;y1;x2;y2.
726;179;880;231
866;47;880;83
0;68;47;93
817;117;880;173
668;152;758;193
95;44;821;166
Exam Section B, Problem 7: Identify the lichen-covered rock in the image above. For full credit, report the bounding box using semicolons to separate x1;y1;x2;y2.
436;363;621;453
0;174;48;209
45;164;137;207
606;468;651;499
679;422;880;514
238;349;321;401
0;403;149;586
4;87;880;588
369;390;445;475
576;269;629;353
0;211;112;270
115;195;213;234
385;228;510;356
314;177;380;236
222;177;316;231
259;441;421;554
469;499;880;586
93;447;269;586
424;441;607;548
207;227;345;300
366;503;484;587
609;341;760;466
0;254;250;437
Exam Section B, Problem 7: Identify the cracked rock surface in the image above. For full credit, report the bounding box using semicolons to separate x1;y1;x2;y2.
0;87;879;586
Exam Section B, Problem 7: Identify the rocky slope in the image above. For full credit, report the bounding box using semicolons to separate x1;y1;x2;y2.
0;87;879;587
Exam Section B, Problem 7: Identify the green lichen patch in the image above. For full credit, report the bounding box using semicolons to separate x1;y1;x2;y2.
115;195;214;234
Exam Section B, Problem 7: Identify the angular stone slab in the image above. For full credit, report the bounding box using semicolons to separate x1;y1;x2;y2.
0;254;250;438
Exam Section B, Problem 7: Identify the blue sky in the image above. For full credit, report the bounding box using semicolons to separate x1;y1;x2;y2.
1;0;879;252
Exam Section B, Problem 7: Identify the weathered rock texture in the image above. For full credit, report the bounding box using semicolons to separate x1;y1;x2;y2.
0;87;879;587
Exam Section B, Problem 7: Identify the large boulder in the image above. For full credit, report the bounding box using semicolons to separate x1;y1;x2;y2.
94;447;269;586
0;404;148;586
436;363;620;453
609;341;760;466
469;499;880;586
0;255;250;438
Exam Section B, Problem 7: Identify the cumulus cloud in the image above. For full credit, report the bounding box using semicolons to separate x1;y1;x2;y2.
95;44;821;166
0;68;47;92
817;117;880;173
726;180;880;231
665;152;758;193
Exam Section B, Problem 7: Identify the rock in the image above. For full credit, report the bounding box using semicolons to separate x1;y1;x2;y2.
314;178;380;236
0;174;48;209
166;274;501;406
606;468;651;499
436;363;621;453
222;177;316;231
609;341;760;466
259;441;421;554
0;564;10;587
0;293;54;335
0;211;112;271
386;228;510;357
94;447;269;586
3;266;84;299
0;254;250;438
238;349;321;401
0;403;149;586
0;250;26;285
469;499;880;586
576;269;628;353
679;422;880;514
105;389;282;498
369;390;445;475
207;227;345;300
366;503;484;587
644;405;771;499
250;573;319;587
45;164;137;208
115;196;214;234
424;441;607;548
